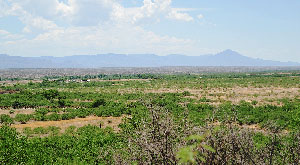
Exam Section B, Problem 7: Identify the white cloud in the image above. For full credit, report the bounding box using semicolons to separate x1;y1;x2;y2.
61;0;118;26
56;1;74;17
0;29;23;40
197;14;204;19
0;0;204;56
5;0;56;17
4;22;201;57
0;1;6;17
3;2;56;32
167;9;194;22
112;0;194;23
2;23;196;56
4;0;195;26
0;29;9;35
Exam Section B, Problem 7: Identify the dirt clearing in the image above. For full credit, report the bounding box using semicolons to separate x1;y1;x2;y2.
11;115;126;132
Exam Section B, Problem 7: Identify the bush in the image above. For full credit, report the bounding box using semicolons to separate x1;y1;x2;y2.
14;114;32;124
47;126;61;136
182;91;191;96
58;99;66;107
23;127;33;136
251;100;258;105
33;127;49;134
94;109;103;117
34;114;45;121
12;100;25;109
75;108;90;118
0;114;14;125
42;89;59;100
62;113;76;120
45;113;62;121
35;108;49;115
91;98;106;108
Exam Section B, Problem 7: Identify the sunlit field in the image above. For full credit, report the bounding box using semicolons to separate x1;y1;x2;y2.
1;70;300;164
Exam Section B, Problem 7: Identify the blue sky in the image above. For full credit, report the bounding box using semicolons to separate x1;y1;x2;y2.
0;0;299;62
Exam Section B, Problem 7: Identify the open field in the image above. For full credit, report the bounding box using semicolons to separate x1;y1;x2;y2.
11;116;124;133
1;70;300;164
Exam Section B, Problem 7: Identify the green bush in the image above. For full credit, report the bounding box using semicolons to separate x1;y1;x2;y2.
33;127;49;134
35;108;49;115
14;114;32;124
45;113;62;121
61;113;76;120
91;98;106;108
0;114;14;125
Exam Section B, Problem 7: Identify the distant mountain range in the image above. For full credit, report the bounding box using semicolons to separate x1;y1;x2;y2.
0;50;299;68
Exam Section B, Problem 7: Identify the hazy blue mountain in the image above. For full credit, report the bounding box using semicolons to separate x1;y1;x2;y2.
0;50;299;68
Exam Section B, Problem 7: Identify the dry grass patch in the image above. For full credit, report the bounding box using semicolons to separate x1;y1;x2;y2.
12;115;126;133
92;79;151;82
0;108;35;117
143;86;300;105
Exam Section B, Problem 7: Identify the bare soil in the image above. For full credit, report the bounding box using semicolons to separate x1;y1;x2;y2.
143;86;300;105
0;108;36;118
11;115;126;132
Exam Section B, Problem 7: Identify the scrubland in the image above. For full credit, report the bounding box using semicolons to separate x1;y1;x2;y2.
1;72;300;164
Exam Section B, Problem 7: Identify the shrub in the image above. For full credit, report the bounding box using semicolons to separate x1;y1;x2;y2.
12;100;25;109
33;127;49;134
14;114;32;124
91;98;106;108
65;126;76;135
34;114;46;121
23;127;33;136
0;114;14;125
35;108;49;115
61;113;76;120
251;100;258;105
46;113;62;121
94;109;103;117
42;89;59;100
75;108;90;118
182;91;191;96
47;126;61;136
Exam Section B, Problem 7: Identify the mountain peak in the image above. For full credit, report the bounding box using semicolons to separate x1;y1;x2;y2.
224;49;234;52
214;49;242;58
220;49;239;54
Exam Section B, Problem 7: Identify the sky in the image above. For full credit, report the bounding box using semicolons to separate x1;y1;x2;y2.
0;0;299;62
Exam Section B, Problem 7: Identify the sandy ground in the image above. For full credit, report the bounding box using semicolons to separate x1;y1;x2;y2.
0;80;43;85
11;115;125;133
0;109;36;117
143;86;300;105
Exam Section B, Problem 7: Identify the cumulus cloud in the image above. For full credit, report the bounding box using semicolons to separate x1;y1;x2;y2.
112;0;194;23
8;0;61;18
4;2;59;33
60;0;118;26
1;24;196;56
0;0;204;56
167;9;194;22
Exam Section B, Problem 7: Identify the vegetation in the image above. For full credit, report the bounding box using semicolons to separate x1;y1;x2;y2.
1;72;300;164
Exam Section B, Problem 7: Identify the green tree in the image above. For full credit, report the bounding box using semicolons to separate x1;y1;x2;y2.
42;89;59;100
91;98;106;108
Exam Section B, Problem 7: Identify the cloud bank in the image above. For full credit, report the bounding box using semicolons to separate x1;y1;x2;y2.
0;0;204;56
